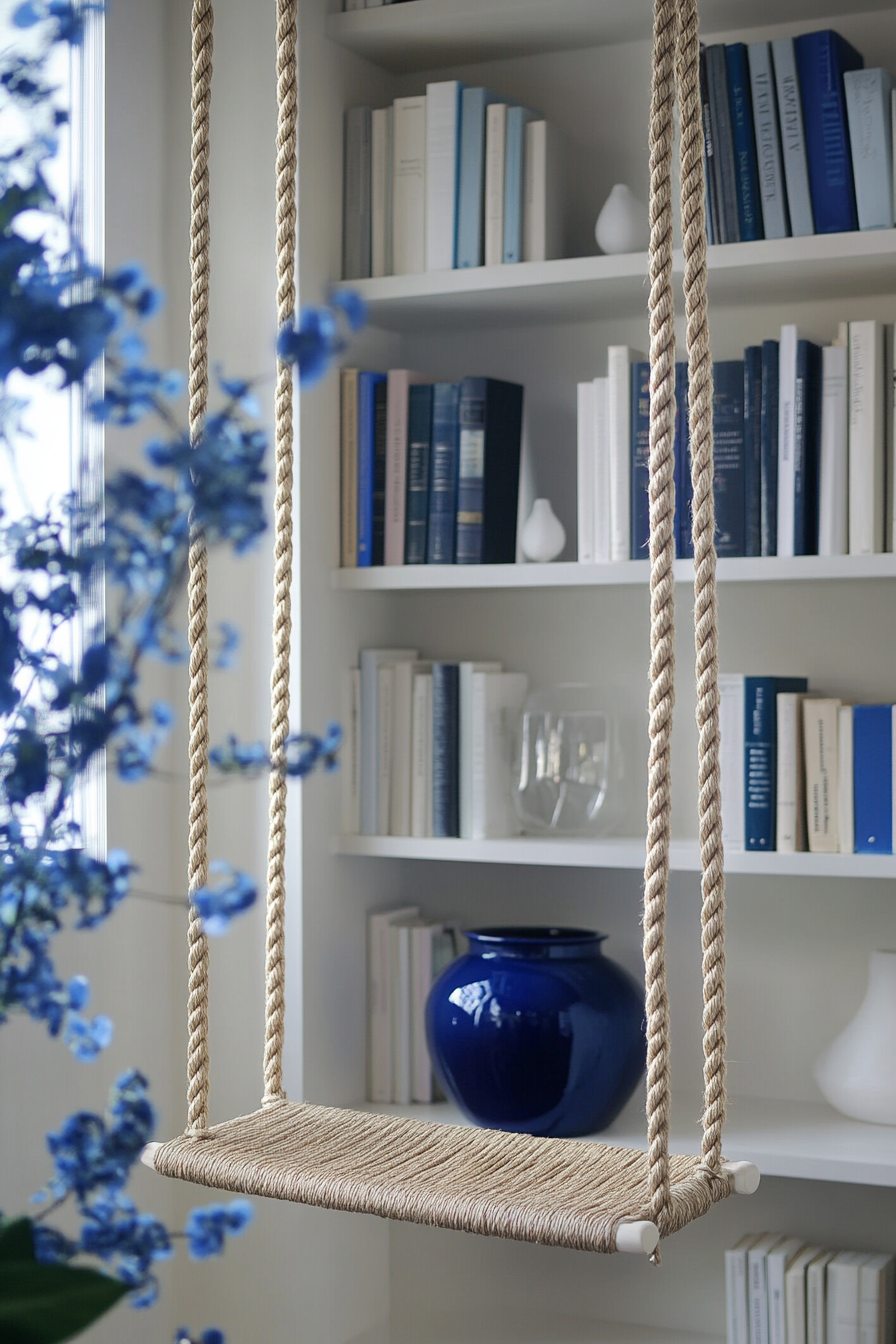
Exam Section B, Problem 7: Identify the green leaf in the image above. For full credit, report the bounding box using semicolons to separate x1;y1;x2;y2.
0;1220;36;1264
0;1261;128;1344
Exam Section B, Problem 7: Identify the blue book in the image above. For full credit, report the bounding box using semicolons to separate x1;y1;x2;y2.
455;376;525;564
356;371;386;567
771;38;815;236
457;87;501;268
404;383;434;564
745;675;809;850
853;704;894;853
711;359;746;557
706;45;740;243
744;347;762;557
760;339;779;556
372;377;388;565
844;68;895;231
747;42;790;239
794;30;863;235
502;105;538;264
726;44;764;241
426;382;461;564
793;339;822;556
700;47;720;246
432;662;460;838
630;360;651;560
677;361;693;558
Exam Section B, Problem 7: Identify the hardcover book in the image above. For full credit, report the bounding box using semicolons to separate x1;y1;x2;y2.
343;106;372;280
522;120;564;262
371;105;393;278
726;44;764;241
425;80;464;272
760;338;780;555
432;662;460;838
503;105;539;263
771;39;815;236
608;345;644;560
818;342;848;556
455;376;524;564
748;41;790;239
359;648;418;836
777;691;808;853
711;358;747;557
744;346;763;556
745;676;809;850
384;370;426;566
700;46;720;244
458;659;501;840
845;69;895;231
426;382;461;564
794;30;863;235
372;377;388;565
405;383;434;564
792;338;822;556
457;87;502;268
357;371;386;568
848;319;886;555
803;697;841;853
340;367;359;567
484;102;508;267
706;44;740;243
853;704;894;853
392;95;427;276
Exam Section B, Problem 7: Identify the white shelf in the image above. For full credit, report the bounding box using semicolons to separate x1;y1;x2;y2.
348;231;896;332
333;833;896;878
356;1091;896;1188
325;0;896;74
347;1311;721;1344
331;553;896;590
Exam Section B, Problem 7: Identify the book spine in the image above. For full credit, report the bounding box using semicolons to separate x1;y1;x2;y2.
888;322;896;553
726;44;764;241
343;106;372;280
853;704;893;852
426;384;460;564
726;1247;750;1344
522;120;559;262
391;923;412;1105
808;1260;834;1344
503;106;534;263
828;1260;864;1344
795;31;861;235
457;87;491;269
456;378;486;564
392;96;427;276
371;106;393;278
593;377;611;562
793;339;822;556
376;664;393;835
410;671;432;839
368;916;391;1101
744;347;763;556
629;360;651;559
712;359;746;557
777;692;807;852
608;346;635;561
719;674;746;849
849;319;885;554
768;1256;789;1344
749;1249;772;1344
340;368;359;567
432;663;460;838
786;1265;808;1344
389;662;414;837
357;373;383;567
372;377;388;565
480;379;524;563
577;381;596;563
745;677;776;850
469;671;488;842
484;103;507;267
839;703;855;853
845;69;895;231
405;384;433;564
384;371;410;566
342;667;361;836
677;360;693;558
818;343;849;555
425;81;462;272
772;39;815;236
411;925;434;1103
748;42;790;239
760;339;780;555
804;698;841;853
700;47;720;245
777;324;798;557
707;45;740;243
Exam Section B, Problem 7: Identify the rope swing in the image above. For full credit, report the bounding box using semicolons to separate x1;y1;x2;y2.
142;0;759;1258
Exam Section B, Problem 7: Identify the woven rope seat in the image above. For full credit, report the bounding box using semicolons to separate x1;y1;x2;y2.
142;0;759;1259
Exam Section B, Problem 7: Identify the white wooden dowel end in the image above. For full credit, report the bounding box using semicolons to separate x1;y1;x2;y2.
140;1142;162;1171
615;1219;660;1255
722;1160;760;1194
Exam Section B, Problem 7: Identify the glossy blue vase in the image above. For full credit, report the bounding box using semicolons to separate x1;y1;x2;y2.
425;926;645;1138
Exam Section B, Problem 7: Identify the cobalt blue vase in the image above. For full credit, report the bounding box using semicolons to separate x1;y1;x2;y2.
425;926;645;1138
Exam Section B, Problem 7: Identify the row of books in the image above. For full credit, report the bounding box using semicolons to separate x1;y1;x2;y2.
719;676;896;855
725;1233;894;1344
343;649;529;840
340;370;524;568
577;320;895;565
702;32;895;244
343;83;563;280
367;904;463;1105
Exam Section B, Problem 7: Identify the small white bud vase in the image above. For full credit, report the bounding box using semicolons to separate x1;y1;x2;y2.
520;498;566;563
594;183;650;255
814;950;896;1125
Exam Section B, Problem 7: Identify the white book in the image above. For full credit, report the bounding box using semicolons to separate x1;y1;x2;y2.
484;103;507;267
827;1252;873;1344
803;698;841;853
787;1246;826;1344
425;81;463;272
458;660;502;840
777;691;807;853
411;923;458;1102
719;673;746;850
858;1253;895;1344
392;95;427;276
608;346;643;562
577;381;596;563
376;664;394;836
371;105;393;278
342;667;361;836
838;704;855;854
808;1251;838;1344
593;376;611;563
727;1234;763;1344
367;904;419;1102
390;918;419;1105
750;1234;787;1344
384;370;425;566
410;670;433;838
777;324;799;558
390;661;430;837
849;319;885;555
818;344;849;556
360;648;418;836
522;119;564;262
470;671;529;840
769;1238;806;1344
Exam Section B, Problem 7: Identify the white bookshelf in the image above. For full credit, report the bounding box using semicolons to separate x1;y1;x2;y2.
346;1312;722;1344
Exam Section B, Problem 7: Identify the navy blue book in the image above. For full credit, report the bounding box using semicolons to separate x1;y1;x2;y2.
677;361;693;558
630;360;651;560
426;383;461;564
744;347;762;557
404;383;434;564
792;339;822;556
372;378;388;565
853;704;893;853
794;30;863;234
455;377;525;564
700;47;720;246
706;45;740;243
726;44;764;242
711;360;746;557
356;371;386;568
745;675;809;850
432;662;460;838
760;339;779;556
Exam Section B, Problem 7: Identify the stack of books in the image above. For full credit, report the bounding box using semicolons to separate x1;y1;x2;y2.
343;650;529;841
719;675;896;855
725;1234;895;1344
340;370;524;568
578;320;895;564
343;83;565;279
701;32;894;244
367;905;463;1105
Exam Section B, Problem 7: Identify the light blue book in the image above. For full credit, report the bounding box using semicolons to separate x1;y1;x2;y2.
771;38;814;236
457;87;501;268
502;105;539;264
747;42;790;239
845;68;895;230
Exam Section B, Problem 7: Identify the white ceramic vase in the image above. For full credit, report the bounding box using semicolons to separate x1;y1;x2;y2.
814;950;896;1125
520;498;566;563
594;183;650;255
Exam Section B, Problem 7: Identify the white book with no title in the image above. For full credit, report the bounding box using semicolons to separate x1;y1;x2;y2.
828;1252;873;1344
410;670;434;839
577;380;596;564
786;1246;826;1344
411;923;459;1102
522;119;564;263
838;704;855;854
776;691;807;853
719;673;746;850
768;1238;806;1344
808;1250;838;1344
371;105;393;279
608;346;642;562
342;667;361;836
484;103;508;267
459;660;502;840
726;1233;762;1344
425;81;463;272
818;343;848;556
593;376;611;563
360;648;418;836
389;660;431;838
367;904;419;1103
749;1234;787;1344
858;1252;896;1344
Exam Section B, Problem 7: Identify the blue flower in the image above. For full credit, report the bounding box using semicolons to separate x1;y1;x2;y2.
184;1200;253;1260
193;864;256;937
277;305;339;387
329;287;367;331
63;1011;114;1061
208;734;269;775
213;622;240;671
32;1224;78;1263
5;725;49;803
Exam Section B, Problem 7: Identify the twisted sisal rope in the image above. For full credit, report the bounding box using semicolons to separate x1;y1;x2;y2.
185;0;213;1138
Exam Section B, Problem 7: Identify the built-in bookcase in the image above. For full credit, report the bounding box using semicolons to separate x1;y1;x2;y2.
295;2;896;1340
